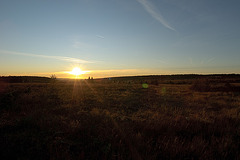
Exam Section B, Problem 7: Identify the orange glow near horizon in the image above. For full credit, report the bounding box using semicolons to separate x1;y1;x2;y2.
67;67;90;79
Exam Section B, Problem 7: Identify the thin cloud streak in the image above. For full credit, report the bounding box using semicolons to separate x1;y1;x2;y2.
88;68;170;78
96;35;105;39
72;41;92;49
0;50;92;64
136;0;176;31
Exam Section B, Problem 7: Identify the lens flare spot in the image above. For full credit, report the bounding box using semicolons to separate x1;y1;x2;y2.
161;87;166;95
142;83;148;88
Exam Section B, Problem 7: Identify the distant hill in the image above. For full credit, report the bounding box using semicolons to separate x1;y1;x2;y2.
103;74;240;81
1;74;240;83
0;76;51;83
98;74;240;85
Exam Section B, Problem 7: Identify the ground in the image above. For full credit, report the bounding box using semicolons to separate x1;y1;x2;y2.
0;75;240;159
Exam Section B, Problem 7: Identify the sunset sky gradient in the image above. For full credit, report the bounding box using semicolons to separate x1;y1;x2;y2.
0;0;240;78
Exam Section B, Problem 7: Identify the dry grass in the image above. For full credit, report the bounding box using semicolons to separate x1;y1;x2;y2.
0;76;240;159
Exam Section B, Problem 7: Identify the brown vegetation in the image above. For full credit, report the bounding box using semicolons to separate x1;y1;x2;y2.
0;75;240;159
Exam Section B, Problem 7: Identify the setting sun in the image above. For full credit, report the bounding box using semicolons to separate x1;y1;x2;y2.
67;67;90;78
70;67;83;76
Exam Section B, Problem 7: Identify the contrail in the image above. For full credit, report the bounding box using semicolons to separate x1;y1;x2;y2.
136;0;176;31
0;50;92;64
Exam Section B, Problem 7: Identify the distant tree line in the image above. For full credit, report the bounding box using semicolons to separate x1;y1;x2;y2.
98;74;240;85
104;74;240;81
0;76;52;83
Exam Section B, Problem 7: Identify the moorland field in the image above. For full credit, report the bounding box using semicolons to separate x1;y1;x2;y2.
0;75;240;159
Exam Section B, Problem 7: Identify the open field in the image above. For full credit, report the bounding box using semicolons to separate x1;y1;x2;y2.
0;75;240;159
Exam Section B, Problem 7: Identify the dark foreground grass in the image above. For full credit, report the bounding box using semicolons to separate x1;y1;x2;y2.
0;77;240;159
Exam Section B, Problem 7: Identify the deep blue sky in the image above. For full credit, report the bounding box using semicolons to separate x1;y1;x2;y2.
0;0;240;78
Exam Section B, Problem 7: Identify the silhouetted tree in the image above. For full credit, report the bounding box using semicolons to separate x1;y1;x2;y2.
50;74;57;83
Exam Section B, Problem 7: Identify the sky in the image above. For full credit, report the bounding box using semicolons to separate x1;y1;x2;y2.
0;0;240;78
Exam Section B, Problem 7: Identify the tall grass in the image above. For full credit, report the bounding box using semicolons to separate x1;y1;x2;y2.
0;77;240;159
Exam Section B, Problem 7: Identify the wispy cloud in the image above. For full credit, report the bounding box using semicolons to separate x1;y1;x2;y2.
206;57;215;64
72;41;92;49
87;68;170;78
136;0;176;31
96;35;105;39
200;57;215;65
0;50;92;64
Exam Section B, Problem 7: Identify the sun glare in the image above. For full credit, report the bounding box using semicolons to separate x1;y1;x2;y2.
70;67;83;76
67;67;90;78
